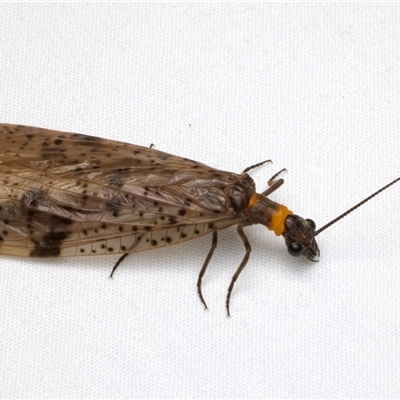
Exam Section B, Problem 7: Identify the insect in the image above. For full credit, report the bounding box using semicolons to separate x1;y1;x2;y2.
0;124;398;315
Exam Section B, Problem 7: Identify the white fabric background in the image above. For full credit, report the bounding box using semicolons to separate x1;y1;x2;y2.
1;3;400;398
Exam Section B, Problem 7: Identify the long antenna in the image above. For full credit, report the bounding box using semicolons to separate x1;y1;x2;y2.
314;177;400;237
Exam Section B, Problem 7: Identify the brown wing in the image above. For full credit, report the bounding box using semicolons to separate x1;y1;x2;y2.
0;124;246;257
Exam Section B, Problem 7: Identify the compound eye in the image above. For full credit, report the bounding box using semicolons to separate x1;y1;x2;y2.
288;242;303;257
306;219;316;231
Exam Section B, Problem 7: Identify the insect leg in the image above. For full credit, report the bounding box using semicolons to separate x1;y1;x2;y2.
268;168;287;186
242;160;272;174
261;177;285;200
259;168;287;196
109;253;129;279
226;226;251;317
197;231;218;310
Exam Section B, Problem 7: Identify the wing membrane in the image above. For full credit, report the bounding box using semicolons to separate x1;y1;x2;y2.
0;124;244;256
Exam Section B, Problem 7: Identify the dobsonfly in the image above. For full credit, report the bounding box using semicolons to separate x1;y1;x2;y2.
0;124;398;315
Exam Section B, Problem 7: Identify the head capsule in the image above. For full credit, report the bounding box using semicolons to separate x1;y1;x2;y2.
282;215;319;261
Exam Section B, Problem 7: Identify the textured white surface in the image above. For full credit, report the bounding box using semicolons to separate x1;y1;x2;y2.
1;3;399;398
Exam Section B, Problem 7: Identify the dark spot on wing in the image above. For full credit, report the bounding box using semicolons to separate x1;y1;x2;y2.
21;189;47;208
108;170;131;188
30;231;70;257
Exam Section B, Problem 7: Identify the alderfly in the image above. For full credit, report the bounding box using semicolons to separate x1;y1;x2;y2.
0;124;398;315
